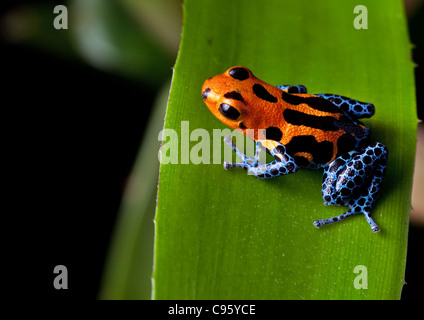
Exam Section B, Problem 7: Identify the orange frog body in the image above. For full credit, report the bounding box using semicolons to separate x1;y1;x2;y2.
202;66;388;233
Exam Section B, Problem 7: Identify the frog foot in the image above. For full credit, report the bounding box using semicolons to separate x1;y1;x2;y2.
315;142;388;233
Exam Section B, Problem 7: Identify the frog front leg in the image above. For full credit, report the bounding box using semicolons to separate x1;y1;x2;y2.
314;142;388;232
223;135;298;178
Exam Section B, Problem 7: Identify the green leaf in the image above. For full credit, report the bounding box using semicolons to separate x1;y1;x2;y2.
72;0;174;86
100;81;170;299
154;0;417;299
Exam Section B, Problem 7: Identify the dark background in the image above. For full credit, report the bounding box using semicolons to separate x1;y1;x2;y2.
2;0;423;299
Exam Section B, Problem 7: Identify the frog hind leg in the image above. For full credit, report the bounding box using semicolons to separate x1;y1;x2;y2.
223;136;298;178
276;85;307;94
315;93;375;119
314;142;388;233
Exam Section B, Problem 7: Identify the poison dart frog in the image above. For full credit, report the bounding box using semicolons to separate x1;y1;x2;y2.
202;66;388;233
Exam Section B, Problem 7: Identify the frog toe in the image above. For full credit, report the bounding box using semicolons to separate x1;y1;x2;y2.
313;220;324;228
223;161;233;169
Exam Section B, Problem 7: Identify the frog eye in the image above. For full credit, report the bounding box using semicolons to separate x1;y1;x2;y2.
219;103;240;120
228;67;250;80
